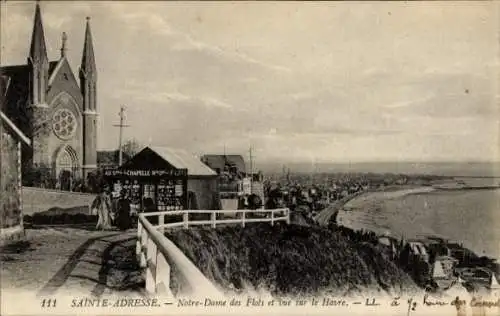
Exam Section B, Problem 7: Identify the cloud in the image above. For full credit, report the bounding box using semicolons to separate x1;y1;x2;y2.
0;8;31;64
383;96;435;109
385;92;495;119
170;32;292;73
42;13;71;29
119;11;173;36
108;3;292;74
114;89;234;109
3;1;497;162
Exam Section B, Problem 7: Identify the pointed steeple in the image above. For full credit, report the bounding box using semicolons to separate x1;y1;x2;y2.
28;1;49;106
60;32;68;58
81;17;96;76
29;1;48;63
80;16;99;174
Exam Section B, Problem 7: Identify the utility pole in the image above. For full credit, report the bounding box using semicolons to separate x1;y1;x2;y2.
113;106;130;166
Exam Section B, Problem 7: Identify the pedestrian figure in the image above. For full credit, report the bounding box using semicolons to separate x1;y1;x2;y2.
110;192;119;225
116;189;132;230
92;188;113;230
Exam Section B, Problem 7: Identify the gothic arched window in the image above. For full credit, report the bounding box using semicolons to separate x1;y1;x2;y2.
58;150;72;170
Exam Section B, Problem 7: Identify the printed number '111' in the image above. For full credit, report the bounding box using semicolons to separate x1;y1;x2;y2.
41;299;57;308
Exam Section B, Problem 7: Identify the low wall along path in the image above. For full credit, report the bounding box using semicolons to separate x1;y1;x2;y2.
22;187;96;216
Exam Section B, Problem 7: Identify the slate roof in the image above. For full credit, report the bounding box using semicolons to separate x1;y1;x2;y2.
0;110;31;145
148;146;217;177
0;62;58;126
0;75;28;142
0;75;10;104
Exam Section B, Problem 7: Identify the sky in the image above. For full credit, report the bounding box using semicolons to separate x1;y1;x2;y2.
1;1;499;164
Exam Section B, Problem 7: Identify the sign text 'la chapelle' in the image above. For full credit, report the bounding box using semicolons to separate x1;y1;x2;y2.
104;169;188;177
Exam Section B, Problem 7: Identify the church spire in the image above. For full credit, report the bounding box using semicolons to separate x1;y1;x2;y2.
29;1;48;63
28;0;49;106
60;32;68;58
81;17;96;76
80;16;99;178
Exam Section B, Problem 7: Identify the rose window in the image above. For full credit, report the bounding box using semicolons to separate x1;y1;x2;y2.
52;109;77;140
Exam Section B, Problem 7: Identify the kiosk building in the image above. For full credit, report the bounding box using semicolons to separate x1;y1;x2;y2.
104;146;219;212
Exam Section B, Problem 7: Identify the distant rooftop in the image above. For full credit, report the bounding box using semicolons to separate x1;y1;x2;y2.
201;154;246;174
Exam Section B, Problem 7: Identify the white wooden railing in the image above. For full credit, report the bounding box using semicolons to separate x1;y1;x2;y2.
136;208;290;296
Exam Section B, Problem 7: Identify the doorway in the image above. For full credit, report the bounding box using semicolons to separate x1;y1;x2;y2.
55;145;79;191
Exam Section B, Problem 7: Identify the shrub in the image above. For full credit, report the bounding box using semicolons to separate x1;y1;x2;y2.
166;223;418;297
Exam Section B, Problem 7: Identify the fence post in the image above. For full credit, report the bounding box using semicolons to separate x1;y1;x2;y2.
156;252;174;297
136;221;142;257
285;208;290;224
145;237;157;293
241;210;245;228
183;212;189;229
211;211;216;228
140;228;148;268
271;210;274;226
158;214;164;234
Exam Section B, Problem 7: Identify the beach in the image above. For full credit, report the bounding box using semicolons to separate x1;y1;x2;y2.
337;185;500;260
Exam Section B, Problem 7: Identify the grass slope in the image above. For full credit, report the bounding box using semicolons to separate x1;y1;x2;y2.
167;223;419;298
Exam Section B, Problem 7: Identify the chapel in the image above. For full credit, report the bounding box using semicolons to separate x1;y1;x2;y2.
1;2;98;190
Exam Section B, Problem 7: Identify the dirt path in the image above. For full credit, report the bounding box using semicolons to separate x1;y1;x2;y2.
1;226;144;297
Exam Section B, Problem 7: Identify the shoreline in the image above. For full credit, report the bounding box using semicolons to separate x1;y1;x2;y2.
333;185;499;261
313;185;434;226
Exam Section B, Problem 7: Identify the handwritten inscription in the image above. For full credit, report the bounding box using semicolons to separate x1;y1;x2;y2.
423;294;447;306
470;297;500;308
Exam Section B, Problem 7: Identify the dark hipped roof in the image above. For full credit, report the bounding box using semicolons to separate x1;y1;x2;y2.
201;154;246;173
0;62;58;125
0;75;10;102
1;65;30;124
0;110;31;146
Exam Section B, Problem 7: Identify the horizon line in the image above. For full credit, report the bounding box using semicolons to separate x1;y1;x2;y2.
96;147;500;165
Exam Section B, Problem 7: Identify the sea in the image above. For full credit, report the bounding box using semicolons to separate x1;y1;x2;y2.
337;179;500;260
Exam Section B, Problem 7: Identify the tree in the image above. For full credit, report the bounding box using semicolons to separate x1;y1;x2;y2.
23;162;56;188
86;168;106;193
121;139;142;161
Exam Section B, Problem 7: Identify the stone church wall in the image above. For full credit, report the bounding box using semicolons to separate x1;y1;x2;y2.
32;59;85;181
0;121;24;241
30;105;51;166
46;95;84;174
